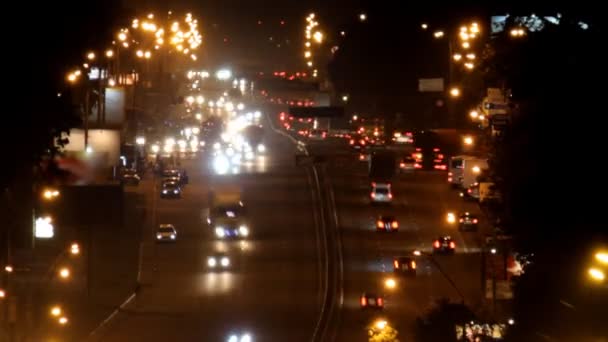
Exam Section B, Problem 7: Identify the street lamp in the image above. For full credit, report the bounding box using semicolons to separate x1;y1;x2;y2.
588;267;605;282
58;267;70;279
374;319;388;330
359;13;367;22
70;243;80;255
42;188;60;200
86;52;95;61
4;265;13;273
313;31;323;43
105;49;114;58
50;306;62;317
469;110;479;119
384;277;397;290
58;316;69;325
136;136;146;145
594;251;608;264
464;62;474;70
433;30;444;38
421;23;428;30
342;95;349;102
0;289;6;299
446;212;456;224
449;87;461;98
453;53;462;61
463;136;474;146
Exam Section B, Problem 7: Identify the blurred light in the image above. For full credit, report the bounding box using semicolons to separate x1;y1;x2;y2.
433;31;444;38
313;31;323;43
384;278;396;289
413;250;422;256
42;188;60;200
359;13;367;21
186;96;195;104
596;252;608;264
151;144;160;153
490;248;497;254
58;267;70;279
108;79;116;87
589;268;605;281
118;32;127;41
464;62;474;70
35;217;54;238
463;136;474;146
449;87;461;97
342;95;349;102
453;53;462;61
105;49;114;58
58;316;68;325
50;306;62;317
447;212;456;223
421;23;428;30
462;42;470;49
472;166;481;173
469;110;479;119
216;69;232;80
508;318;515;325
87;52;95;60
466;53;476;60
4;265;13;273
0;289;5;299
136;50;144;58
374;320;387;330
136;137;146;145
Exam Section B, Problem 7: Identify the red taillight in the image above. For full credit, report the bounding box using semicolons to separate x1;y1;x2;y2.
448;172;453;176
434;241;440;248
437;154;444;159
370;192;376;198
411;261;416;269
467;189;472;194
371;182;376;187
399;163;405;168
360;140;366;145
360;297;367;306
391;221;398;228
415;147;421;152
459;219;464;223
376;221;383;228
414;163;422;169
449;241;456;249
473;219;478;224
360;155;365;160
377;298;384;306
388;193;393;199
433;148;440;152
350;139;354;145
393;260;399;269
448;177;453;182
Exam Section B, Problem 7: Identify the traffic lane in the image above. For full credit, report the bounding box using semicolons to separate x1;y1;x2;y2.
330;168;483;341
95;132;320;341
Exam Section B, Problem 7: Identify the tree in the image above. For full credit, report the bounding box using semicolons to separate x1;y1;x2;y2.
415;298;476;342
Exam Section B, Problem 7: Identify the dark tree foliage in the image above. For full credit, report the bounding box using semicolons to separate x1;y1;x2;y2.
415;298;476;342
483;16;608;340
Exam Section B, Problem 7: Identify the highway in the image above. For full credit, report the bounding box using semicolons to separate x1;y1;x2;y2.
306;137;485;341
88;124;322;341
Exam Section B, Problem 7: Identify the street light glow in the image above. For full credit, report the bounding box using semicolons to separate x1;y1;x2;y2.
51;306;62;317
595;252;608;264
449;87;461;97
118;32;127;41
0;289;6;299
105;49;114;58
58;316;68;325
70;243;80;255
464;62;474;70
359;13;367;22
453;54;462;61
463;136;474;146
433;30;444;38
313;31;323;43
470;110;479;119
42;188;60;200
384;278;397;289
421;23;428;30
4;265;13;273
588;267;605;281
462;41;470;49
374;320;388;330
58;267;70;279
86;52;95;60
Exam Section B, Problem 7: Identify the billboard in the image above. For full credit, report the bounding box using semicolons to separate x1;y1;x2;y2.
105;87;126;126
418;78;444;92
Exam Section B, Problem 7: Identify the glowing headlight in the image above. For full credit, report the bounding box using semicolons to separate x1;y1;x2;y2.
215;227;225;238
257;144;266;153
151;144;160;153
178;139;187;149
170;234;176;239
173;190;179;194
239;225;249;236
162;190;168;194
254;111;261;118
213;155;230;174
207;257;217;267
156;234;162;239
220;257;230;267
192;127;200;134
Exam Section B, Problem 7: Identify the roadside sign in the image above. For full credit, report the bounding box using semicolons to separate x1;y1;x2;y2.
418;78;444;92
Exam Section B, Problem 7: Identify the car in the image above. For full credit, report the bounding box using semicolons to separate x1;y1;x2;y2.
162;176;180;186
349;137;367;150
207;253;231;269
360;293;384;309
359;153;371;162
156;224;177;242
375;215;399;232
458;212;479;231
370;182;392;203
433;236;456;254
393;256;416;276
399;156;417;172
214;223;250;239
161;182;181;198
122;170;141;185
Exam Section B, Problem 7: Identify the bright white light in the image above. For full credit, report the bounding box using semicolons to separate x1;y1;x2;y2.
165;137;176;147
225;102;235;112
184;128;192;137
196;95;204;104
231;153;242;164
178;139;187;149
164;145;173;153
201;71;210;78
208;101;215;108
86;146;94;154
220;257;230;267
228;336;238;342
207;257;217;267
239;226;249;236
226;147;235;156
213;155;230;175
241;334;252;342
257;144;266;153
136;137;146;145
151;144;160;153
215;227;226;238
190;140;198;149
195;113;203;120
216;69;232;80
245;151;254;160
254;111;261;119
237;103;245;111
35;217;54;238
186;96;195;104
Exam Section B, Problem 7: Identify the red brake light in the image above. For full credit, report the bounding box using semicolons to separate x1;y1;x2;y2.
434;241;440;248
449;241;456;249
414;163;422;169
370;192;376;198
393;260;399;269
391;221;398;228
459;219;464;223
448;177;453;182
468;189;472;193
388;193;393;199
377;298;384;306
350;139;354;145
399;163;405;167
433;148;440;152
360;297;367;306
473;219;478;224
448;172;453;176
371;182;376;187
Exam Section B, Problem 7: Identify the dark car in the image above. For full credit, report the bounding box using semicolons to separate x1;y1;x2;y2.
375;215;398;232
360;292;384;309
160;182;181;199
393;257;416;276
458;212;479;231
433;236;456;254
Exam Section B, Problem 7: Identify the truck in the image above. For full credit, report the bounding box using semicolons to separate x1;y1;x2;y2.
369;150;397;181
204;185;250;239
461;158;488;190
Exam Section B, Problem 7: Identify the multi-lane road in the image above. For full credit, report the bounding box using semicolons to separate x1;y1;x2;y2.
88;113;484;341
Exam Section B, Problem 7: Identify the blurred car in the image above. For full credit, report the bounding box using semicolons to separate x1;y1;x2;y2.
458;212;479;231
433;236;456;254
370;182;392;204
359;153;371;162
349;137;367;150
207;253;231;269
156;224;177;242
376;215;399;232
360;292;384;309
214;223;249;239
432;148;447;170
399;156;417;172
161;181;181;199
308;129;327;140
121;169;140;186
393;256;416;276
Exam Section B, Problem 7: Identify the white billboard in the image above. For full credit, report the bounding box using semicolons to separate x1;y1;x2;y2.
418;78;444;92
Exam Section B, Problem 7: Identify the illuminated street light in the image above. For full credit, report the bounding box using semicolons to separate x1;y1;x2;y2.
307;61;313;67
464;62;474;70
67;73;77;83
421;23;428;30
50;306;62;317
462;41;470;49
105;49;114;58
144;51;151;59
304;51;311;58
449;87;461;98
342;95;349;102
470;110;479;119
588;267;605;282
4;265;13;273
58;316;68;325
413;250;422;256
86;52;95;60
136;50;144;58
313;31;323;43
35;216;54;239
108;79;116;87
472;165;481;173
479;114;485;121
0;289;5;299
446;212;456;224
453;53;462;61
595;251;608;264
58;267;70;279
463;136;474;146
466;53;476;60
359;13;367;22
433;30;444;38
118;32;127;41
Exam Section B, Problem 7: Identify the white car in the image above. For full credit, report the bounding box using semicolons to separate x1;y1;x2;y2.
370;182;393;203
156;224;177;242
